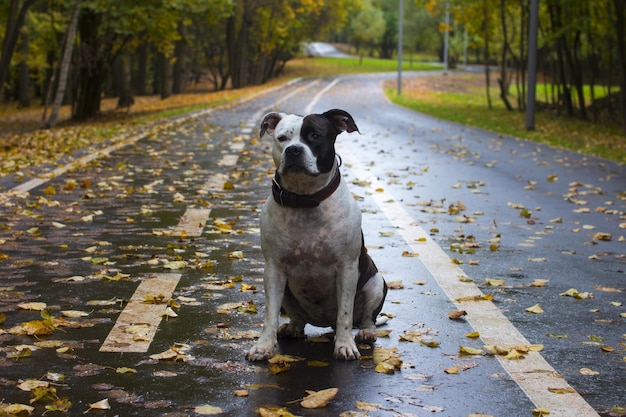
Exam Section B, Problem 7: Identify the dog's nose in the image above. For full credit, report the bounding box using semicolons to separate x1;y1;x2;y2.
285;145;304;157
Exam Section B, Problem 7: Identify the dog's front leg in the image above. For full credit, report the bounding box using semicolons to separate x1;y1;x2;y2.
246;262;285;361
334;263;360;360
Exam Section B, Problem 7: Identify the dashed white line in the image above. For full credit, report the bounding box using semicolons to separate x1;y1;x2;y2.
163;208;211;237
218;154;239;167
230;142;246;152
100;273;181;353
199;173;230;193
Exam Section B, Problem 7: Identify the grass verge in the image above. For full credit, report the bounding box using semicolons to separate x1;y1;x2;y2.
383;75;625;164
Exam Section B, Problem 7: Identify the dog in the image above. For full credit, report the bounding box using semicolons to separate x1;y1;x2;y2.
245;109;388;361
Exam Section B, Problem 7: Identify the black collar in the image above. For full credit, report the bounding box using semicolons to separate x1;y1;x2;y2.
272;167;341;208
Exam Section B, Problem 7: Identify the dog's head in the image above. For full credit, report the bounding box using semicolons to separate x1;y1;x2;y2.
260;109;359;177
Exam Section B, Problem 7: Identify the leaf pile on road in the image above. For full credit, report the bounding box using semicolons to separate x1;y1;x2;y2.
0;81;278;180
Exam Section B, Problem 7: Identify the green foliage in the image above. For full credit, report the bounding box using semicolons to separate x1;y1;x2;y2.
350;0;386;48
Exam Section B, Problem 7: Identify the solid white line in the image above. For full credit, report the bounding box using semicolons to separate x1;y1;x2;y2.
336;141;600;417
304;78;340;114
100;273;181;353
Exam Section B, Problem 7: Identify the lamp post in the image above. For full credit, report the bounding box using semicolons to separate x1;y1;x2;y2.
525;0;539;130
397;0;403;95
443;1;450;75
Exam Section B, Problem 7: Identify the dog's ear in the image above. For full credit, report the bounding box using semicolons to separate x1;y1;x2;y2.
260;112;283;138
322;109;360;134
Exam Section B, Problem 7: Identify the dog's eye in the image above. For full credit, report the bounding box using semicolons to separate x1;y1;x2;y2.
309;133;320;141
277;135;289;142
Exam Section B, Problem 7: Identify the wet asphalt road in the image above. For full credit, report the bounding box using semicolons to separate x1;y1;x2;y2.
0;73;624;417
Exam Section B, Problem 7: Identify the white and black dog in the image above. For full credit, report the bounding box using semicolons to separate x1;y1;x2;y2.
246;109;387;361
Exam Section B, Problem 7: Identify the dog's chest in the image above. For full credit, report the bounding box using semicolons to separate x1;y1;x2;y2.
261;187;361;282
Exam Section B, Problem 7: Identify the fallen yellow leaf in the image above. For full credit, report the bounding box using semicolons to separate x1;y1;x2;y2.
504;349;524;360
387;280;404;289
307;360;330;367
87;399;110;411
448;310;467;320
460;346;483;355
268;354;304;364
300;387;338;408
256;407;298;417
227;250;244;260
455;293;493;302
1;404;35;415
547;387;577;394
194;404;223;415
444;365;460;374
18;302;47;311
356;401;385;411
525;304;544;314
420;338;440;348
17;379;49;391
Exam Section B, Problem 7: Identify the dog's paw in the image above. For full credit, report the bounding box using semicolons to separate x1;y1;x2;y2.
333;342;361;361
245;343;276;362
277;323;305;339
355;328;377;345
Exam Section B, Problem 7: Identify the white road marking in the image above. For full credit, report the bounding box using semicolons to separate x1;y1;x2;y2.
304;78;340;114
159;207;211;237
199;173;230;193
218;154;239;167
100;273;181;353
230;142;246;152
336;141;600;417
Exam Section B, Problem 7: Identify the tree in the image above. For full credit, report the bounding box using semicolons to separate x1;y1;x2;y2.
350;0;386;62
46;0;80;128
72;0;180;120
612;0;626;133
0;0;37;101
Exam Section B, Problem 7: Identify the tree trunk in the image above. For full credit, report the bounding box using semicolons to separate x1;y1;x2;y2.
613;0;626;134
548;3;574;117
498;0;514;111
134;42;148;95
518;0;528;111
47;0;80;128
173;21;188;94
226;16;237;88
159;52;173;99
0;0;37;102
17;30;30;107
484;1;492;109
226;4;251;89
73;7;105;120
